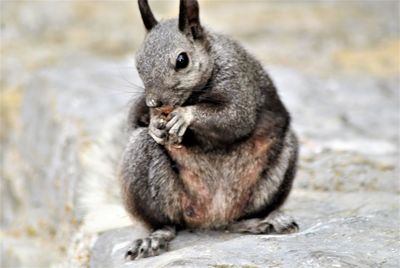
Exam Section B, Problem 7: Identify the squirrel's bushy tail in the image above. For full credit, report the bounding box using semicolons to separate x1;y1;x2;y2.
61;116;146;268
78;114;146;233
79;137;132;234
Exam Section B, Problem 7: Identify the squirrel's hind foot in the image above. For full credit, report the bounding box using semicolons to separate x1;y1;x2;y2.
228;210;299;234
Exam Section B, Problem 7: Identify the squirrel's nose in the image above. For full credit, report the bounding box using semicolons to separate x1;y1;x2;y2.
146;97;162;108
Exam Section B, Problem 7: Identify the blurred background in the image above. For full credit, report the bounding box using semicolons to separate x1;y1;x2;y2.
1;1;399;267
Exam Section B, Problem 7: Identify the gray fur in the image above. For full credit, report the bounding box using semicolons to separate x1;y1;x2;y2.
246;130;299;214
120;0;299;260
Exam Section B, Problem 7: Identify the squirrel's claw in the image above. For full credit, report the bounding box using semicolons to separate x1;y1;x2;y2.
149;124;166;145
125;236;166;261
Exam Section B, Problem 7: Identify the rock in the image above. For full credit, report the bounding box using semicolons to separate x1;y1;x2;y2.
1;55;398;267
270;67;398;193
1;54;398;267
1;54;137;268
91;191;399;268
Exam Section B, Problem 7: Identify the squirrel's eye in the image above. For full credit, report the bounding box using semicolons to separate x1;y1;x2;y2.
176;52;189;69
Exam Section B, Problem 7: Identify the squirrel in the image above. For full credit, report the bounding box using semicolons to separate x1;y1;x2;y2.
120;0;299;260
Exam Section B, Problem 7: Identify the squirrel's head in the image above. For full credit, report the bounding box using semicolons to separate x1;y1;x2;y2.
136;0;213;108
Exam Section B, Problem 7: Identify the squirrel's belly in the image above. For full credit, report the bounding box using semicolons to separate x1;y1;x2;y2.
166;134;273;228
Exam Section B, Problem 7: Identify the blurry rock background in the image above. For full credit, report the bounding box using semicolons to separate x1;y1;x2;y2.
1;1;399;267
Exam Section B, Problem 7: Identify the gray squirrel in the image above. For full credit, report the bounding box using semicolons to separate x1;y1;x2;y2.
120;0;299;260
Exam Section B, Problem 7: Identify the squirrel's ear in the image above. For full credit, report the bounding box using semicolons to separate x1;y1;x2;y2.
138;0;158;31
179;0;203;40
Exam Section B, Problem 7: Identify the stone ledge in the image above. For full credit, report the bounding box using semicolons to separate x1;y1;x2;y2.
91;190;399;268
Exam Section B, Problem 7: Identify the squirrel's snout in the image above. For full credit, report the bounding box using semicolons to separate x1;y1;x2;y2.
146;97;162;108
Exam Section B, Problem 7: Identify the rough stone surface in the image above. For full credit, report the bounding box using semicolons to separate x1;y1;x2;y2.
1;55;135;268
1;1;399;268
92;191;399;268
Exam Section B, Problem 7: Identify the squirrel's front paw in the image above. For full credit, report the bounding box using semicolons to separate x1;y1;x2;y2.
166;106;194;144
149;116;168;145
125;237;168;261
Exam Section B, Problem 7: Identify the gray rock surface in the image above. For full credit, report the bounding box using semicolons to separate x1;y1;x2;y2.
1;56;398;267
92;191;399;268
1;55;138;267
